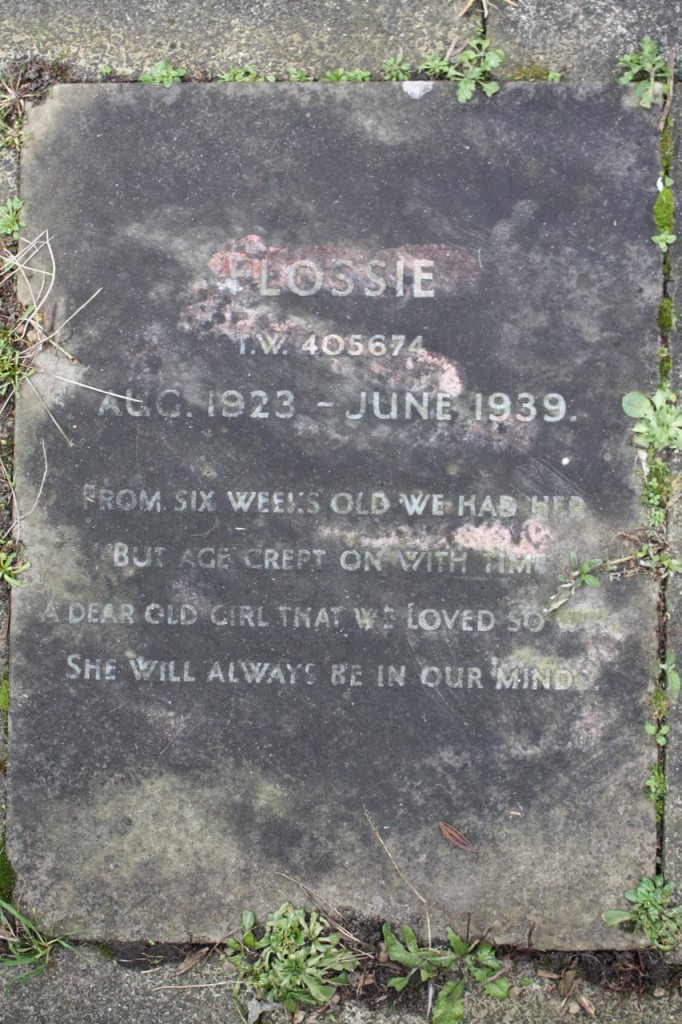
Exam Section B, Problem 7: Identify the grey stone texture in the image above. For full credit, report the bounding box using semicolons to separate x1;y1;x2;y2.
488;0;682;81
0;150;18;202
9;83;661;948
0;0;471;78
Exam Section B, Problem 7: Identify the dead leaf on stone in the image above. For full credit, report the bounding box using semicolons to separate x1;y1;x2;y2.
537;970;561;980
576;994;596;1017
355;971;376;992
438;820;476;852
174;946;210;976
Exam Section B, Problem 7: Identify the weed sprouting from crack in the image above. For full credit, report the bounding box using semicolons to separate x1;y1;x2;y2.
225;905;362;1016
218;65;276;83
617;36;673;111
382;923;510;1017
419;29;504;102
0;898;73;983
0;58;63;150
138;59;186;87
603;876;682;951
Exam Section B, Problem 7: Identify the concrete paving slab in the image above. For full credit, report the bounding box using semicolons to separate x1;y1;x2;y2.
488;0;682;82
0;1;471;78
8;82;661;949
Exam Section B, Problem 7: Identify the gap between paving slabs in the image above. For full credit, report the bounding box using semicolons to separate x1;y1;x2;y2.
0;24;675;1015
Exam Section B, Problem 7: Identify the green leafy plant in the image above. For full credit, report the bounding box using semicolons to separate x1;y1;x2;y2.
0;547;29;588
0;329;33;397
645;763;667;822
381;55;412;81
321;68;371;82
637;545;682;576
645;719;669;746
547;70;562;82
218;65;275;83
547;551;602;611
419;31;505;103
382;923;509;1020
622;388;682;450
419;54;453;79
0;198;24;241
226;905;358;1014
617;36;672;109
652;231;677;252
603;875;682;950
0;898;73;982
139;59;186;88
0;112;26;150
100;65;113;78
287;67;314;82
652;685;670;720
641;455;676;527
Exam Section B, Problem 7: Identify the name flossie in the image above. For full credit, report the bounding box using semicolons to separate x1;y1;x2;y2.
257;255;435;297
207;235;481;300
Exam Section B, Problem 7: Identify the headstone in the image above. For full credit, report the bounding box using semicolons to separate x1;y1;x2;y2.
10;84;659;946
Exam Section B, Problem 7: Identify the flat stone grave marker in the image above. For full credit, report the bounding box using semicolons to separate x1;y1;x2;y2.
10;84;660;946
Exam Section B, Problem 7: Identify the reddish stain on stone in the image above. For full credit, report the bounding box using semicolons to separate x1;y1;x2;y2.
452;519;551;556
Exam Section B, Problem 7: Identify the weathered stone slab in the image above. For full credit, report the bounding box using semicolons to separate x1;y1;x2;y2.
489;0;682;81
0;0;469;77
10;84;659;946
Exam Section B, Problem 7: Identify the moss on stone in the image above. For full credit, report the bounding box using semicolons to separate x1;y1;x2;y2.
663;252;672;280
658;344;672;379
0;673;7;734
660;119;674;173
653;187;674;233
0;840;15;902
510;62;552;81
657;298;675;336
